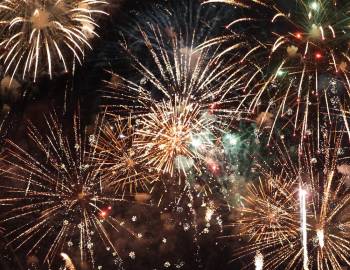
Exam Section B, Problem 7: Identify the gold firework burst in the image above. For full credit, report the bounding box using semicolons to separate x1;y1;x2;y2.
0;111;135;266
102;20;239;176
232;127;350;269
234;171;302;269
0;0;107;81
133;96;216;176
94;116;159;192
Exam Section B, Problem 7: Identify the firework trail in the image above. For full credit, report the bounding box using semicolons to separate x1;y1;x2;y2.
255;251;264;270
299;187;309;270
201;0;350;144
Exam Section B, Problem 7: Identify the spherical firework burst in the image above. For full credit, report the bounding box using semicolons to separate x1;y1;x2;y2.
0;111;135;266
232;127;350;270
102;14;238;176
202;0;350;143
133;96;216;176
94;116;159;193
0;0;107;81
233;171;301;269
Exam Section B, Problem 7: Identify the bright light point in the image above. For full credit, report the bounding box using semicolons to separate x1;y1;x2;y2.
224;134;239;145
296;33;302;39
118;133;126;139
100;211;107;218
205;207;215;222
315;53;322;59
191;137;202;148
310;2;319;10
299;189;307;196
61;253;76;270
277;70;285;76
211;164;218;171
317;229;325;249
255;251;264;270
206;158;220;174
61;253;69;259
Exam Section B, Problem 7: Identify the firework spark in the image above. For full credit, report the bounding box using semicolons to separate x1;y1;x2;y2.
93;115;159;192
232;127;350;269
255;251;264;270
0;0;107;81
0;111;135;266
201;0;350;143
60;253;76;270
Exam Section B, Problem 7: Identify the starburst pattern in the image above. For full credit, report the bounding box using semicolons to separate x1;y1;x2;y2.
232;127;350;269
0;111;135;266
0;0;107;81
133;96;217;176
94;116;159;192
102;18;239;175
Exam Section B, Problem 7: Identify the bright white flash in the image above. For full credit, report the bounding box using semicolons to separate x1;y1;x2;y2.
255;251;264;270
317;229;325;249
299;188;309;270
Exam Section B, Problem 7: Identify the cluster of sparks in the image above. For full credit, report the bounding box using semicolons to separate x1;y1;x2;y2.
0;0;107;81
102;23;238;177
93;115;159;192
0;112;136;267
202;0;350;143
234;130;350;269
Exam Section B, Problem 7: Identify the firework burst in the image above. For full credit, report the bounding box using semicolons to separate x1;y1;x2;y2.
93;115;159;193
133;96;217;176
0;0;107;81
231;127;350;269
201;0;350;143
0;111;135;267
102;14;238;176
233;171;301;269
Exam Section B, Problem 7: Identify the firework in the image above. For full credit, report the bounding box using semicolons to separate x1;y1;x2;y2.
232;128;350;269
102;8;240;176
133;96;219;176
299;187;309;270
93;115;159;193
255;251;264;270
0;0;107;81
201;0;350;143
123;0;234;49
234;173;301;270
0;111;135;266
